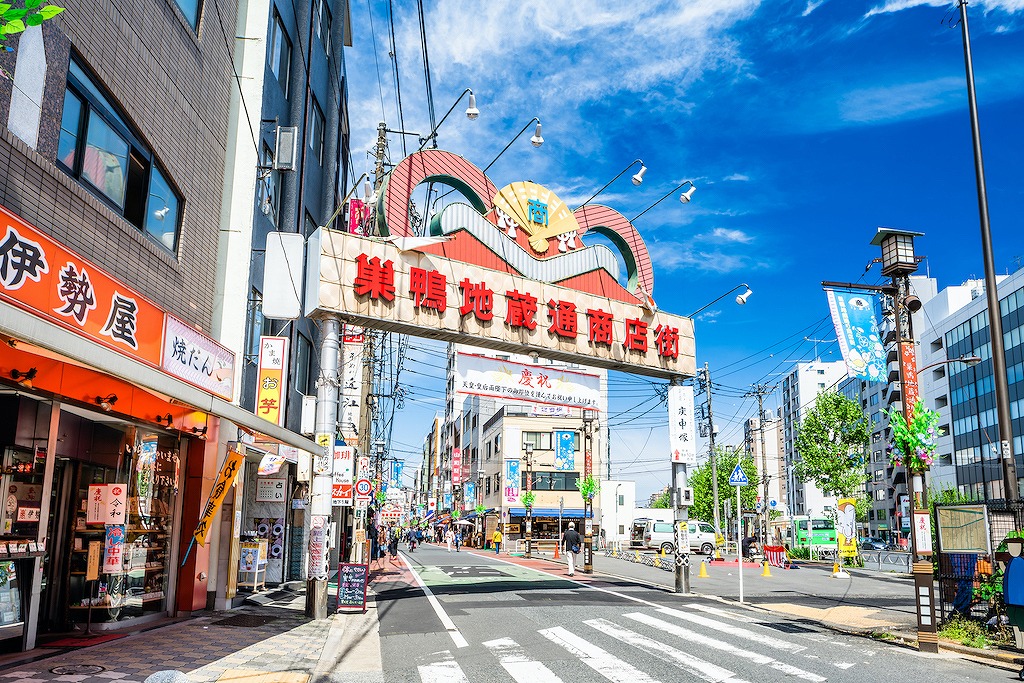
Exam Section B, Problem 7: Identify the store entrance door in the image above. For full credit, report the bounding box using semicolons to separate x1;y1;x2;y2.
39;458;73;632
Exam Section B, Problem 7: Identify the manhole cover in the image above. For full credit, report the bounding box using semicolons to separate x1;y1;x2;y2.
212;614;281;627
51;665;106;674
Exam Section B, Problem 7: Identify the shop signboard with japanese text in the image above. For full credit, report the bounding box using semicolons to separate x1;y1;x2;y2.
256;336;288;426
0;205;164;364
332;443;354;507
456;353;602;409
668;384;696;465
103;524;125;574
451;448;462;486
309;230;694;379
161;314;235;400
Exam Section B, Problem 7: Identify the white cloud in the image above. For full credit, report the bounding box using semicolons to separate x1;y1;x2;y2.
647;240;768;275
704;227;754;243
865;0;1024;18
837;77;964;123
802;1;826;17
723;173;750;181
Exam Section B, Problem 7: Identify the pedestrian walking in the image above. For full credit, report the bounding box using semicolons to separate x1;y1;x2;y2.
454;529;462;552
445;527;454;552
562;521;583;576
388;528;400;565
492;527;503;555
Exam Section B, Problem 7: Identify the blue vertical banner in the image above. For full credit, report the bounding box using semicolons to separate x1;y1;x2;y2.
388;460;403;491
554;430;576;471
504;459;520;503
443;492;452;510
464;482;476;511
825;288;886;381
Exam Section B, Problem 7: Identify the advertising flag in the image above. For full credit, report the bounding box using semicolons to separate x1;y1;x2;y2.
554;430;576;471
464;482;476;511
825;289;885;381
668;383;696;465
504;459;521;503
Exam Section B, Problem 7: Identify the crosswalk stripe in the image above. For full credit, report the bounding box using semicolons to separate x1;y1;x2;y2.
539;625;662;683
418;652;469;683
623;612;827;682
657;606;806;653
686;603;761;623
585;618;749;683
483;637;566;683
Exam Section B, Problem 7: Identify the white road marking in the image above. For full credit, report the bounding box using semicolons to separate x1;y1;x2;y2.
483;637;566;683
686;602;761;623
401;555;469;648
539;625;662;683
623;612;826;682
657;606;807;653
585;618;749;683
834;662;855;669
417;651;469;683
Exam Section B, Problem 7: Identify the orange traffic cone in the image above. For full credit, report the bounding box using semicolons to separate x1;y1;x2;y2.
699;560;709;578
761;561;772;578
554;543;560;560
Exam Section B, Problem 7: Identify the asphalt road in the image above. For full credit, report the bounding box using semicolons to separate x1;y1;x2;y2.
347;543;1001;683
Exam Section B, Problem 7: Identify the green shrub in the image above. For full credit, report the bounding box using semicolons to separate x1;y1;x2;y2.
938;616;989;649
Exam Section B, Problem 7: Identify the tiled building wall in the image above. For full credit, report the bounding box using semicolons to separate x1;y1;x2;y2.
0;0;237;332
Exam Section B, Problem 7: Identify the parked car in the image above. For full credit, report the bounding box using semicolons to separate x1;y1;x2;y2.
859;536;895;551
640;519;718;555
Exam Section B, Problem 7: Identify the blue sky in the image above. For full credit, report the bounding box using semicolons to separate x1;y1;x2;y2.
344;0;1024;499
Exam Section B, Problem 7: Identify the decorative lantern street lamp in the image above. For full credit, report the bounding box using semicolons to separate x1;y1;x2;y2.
870;227;939;653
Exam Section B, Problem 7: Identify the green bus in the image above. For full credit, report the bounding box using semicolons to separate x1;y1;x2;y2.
794;517;837;548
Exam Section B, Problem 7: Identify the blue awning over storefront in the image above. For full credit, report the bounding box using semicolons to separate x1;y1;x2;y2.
508;507;592;518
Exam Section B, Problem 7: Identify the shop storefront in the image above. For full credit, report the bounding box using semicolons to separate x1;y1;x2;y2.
0;205;321;650
504;507;595;545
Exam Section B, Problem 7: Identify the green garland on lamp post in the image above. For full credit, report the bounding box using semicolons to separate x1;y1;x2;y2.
0;2;65;52
886;400;943;472
576;474;600;501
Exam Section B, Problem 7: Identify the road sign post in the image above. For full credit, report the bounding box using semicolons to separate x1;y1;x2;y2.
728;462;749;604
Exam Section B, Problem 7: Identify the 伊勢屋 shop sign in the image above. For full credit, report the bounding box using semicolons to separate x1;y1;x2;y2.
0;205;235;399
310;232;695;379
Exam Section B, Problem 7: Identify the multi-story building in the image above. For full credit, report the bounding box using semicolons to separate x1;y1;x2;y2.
781;361;848;517
929;269;1024;500
0;0;320;650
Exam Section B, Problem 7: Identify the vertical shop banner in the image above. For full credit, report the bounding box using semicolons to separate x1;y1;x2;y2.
388;460;403;491
87;484;106;524
504;459;521;503
464;482;476;511
86;484;128;525
308;515;329;579
668;383;697;465
554;430;576;470
914;510;933;555
451;448;463;485
340;328;364;445
901;341;920;417
193;447;246;546
443;492;452;510
103;524;125;574
347;199;371;236
825;289;885;381
257;453;287;475
836;497;859;557
427;497;436;517
332;443;354;507
256;336;289;426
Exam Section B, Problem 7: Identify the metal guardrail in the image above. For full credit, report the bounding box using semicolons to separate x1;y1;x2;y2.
859;549;912;573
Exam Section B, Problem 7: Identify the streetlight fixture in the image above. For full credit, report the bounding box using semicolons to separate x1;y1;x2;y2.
418;88;479;151
482;117;544;173
523;442;534;559
869;226;939;653
629;180;697;223
688;283;753;318
575;159;646;211
954;1;1018;501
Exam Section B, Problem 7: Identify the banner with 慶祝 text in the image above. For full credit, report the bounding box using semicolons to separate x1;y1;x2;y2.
455;352;601;409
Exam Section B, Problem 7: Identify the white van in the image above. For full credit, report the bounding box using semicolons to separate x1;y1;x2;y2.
641;519;718;555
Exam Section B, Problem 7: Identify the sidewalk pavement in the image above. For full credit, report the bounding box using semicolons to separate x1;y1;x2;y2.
0;581;384;683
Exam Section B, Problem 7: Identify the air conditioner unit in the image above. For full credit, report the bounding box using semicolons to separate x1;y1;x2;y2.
300;395;316;436
274;126;299;172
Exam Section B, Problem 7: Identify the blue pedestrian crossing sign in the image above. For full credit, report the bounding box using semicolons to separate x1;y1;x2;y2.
728;463;749;486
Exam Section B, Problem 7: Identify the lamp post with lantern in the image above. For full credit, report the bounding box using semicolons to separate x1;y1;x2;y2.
870;227;939;653
582;409;596;574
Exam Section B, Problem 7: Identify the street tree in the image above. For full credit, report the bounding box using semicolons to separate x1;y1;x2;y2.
793;390;870;497
650;490;670;508
688;448;758;525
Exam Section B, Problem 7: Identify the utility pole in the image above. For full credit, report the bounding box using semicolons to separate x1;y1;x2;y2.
668;377;691;594
744;383;775;545
698;363;721;555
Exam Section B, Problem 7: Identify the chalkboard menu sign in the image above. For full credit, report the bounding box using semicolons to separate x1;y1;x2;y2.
336;562;368;613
